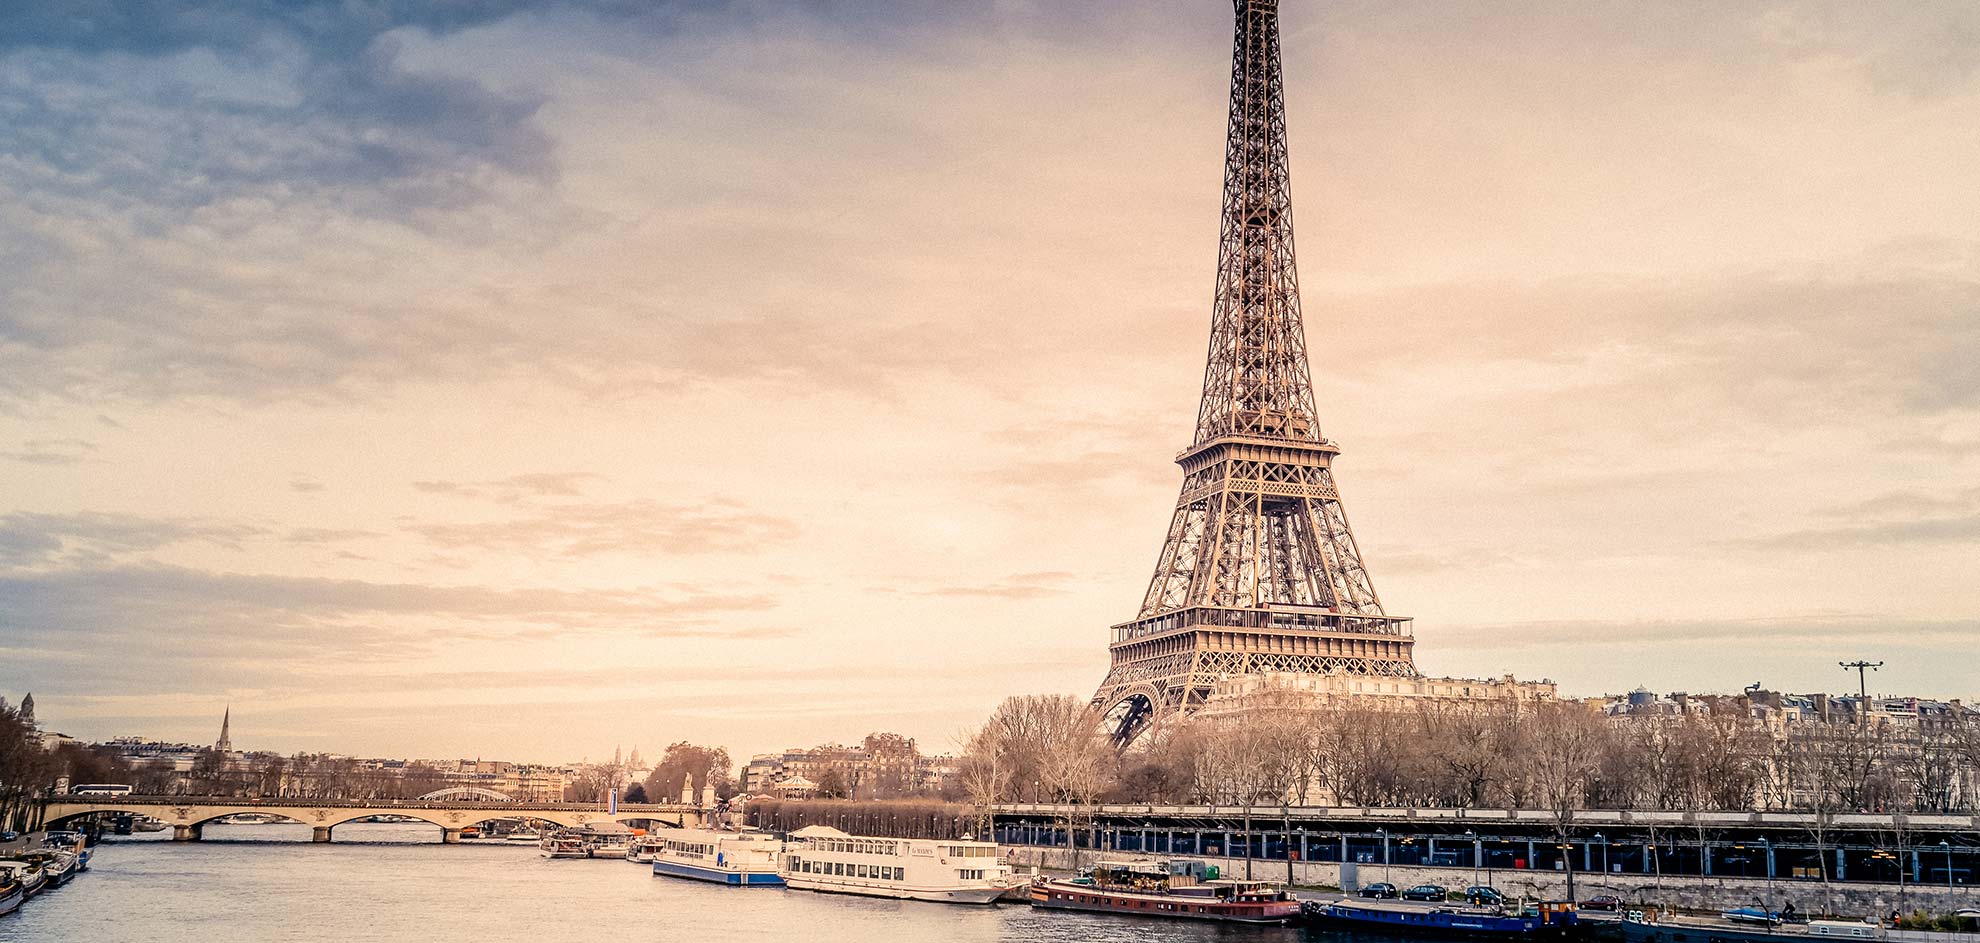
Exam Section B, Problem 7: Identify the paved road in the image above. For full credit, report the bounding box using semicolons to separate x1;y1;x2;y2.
1;831;42;855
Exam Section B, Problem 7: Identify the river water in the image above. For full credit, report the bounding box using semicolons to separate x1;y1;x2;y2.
0;823;1362;943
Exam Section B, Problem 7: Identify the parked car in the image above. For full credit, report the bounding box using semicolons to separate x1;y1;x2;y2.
1466;886;1509;907
1582;895;1624;911
0;830;19;842
1359;882;1400;899
1403;884;1450;902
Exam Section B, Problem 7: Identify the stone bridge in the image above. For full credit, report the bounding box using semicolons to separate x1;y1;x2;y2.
44;795;705;843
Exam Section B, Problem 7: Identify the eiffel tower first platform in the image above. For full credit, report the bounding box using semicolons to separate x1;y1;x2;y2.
1092;0;1416;745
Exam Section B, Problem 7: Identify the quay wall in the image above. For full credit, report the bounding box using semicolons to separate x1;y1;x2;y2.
1001;847;1980;918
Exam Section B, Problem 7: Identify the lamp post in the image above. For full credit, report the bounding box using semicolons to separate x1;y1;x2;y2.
1466;830;1480;889
1380;828;1391;885
1289;827;1301;885
1761;837;1773;907
1595;832;1609;882
1943;841;1955;891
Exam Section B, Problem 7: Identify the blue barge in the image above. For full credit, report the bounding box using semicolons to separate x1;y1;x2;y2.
1303;898;1584;938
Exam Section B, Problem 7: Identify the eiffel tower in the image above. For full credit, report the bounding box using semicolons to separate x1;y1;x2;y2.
1092;0;1416;745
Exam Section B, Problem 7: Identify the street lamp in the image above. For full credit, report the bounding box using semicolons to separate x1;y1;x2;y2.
1761;837;1773;906
1290;827;1302;885
1595;833;1609;881
1465;830;1480;888
1943;841;1955;891
1379;828;1391;884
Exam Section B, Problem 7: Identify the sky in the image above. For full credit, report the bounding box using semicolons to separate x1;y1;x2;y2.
2;0;1977;765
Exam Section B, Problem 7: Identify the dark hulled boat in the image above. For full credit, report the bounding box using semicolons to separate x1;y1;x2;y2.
1027;860;1301;925
1303;897;1585;938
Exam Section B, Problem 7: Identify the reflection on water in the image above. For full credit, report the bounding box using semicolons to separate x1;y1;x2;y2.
1;823;1333;943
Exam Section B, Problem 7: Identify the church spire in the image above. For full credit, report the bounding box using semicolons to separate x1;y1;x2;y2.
216;705;233;753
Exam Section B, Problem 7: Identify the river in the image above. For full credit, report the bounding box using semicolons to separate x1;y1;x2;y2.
1;823;1348;943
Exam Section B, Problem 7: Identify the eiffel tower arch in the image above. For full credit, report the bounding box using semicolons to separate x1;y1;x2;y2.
1092;0;1416;747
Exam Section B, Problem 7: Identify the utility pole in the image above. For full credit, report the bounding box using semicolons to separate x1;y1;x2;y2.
1839;661;1883;728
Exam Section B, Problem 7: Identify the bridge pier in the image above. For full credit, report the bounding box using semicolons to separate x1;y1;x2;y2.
312;827;332;843
442;829;463;844
172;824;203;842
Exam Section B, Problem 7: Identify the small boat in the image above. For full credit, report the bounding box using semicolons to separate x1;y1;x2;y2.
780;826;1019;904
14;852;75;889
578;823;634;859
1303;898;1582;938
0;861;44;899
42;833;89;871
0;878;22;917
627;836;666;864
1028;859;1300;925
1622;912;1889;943
1726;909;1783;927
538;832;588;859
651;829;785;886
132;816;169;833
506;828;542;843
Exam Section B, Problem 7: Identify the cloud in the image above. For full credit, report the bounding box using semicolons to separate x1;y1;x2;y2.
1738;486;1980;549
0;511;268;569
0;437;95;465
408;498;798;557
412;472;602;502
283;527;380;544
910;570;1078;600
0;563;780;660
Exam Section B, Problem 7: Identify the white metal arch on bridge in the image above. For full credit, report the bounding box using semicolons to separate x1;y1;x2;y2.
44;796;703;844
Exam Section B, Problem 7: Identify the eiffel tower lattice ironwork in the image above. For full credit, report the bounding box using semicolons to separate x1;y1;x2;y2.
1092;0;1416;746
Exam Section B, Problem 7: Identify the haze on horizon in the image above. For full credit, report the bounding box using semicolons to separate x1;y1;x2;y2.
2;0;1976;765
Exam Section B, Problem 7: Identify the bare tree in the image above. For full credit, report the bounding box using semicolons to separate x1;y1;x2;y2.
1530;702;1604;901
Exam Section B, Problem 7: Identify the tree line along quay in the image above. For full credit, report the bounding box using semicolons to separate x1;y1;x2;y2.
7;688;1980;919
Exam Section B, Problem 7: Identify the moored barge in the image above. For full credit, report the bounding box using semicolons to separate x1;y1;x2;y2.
1303;897;1583;938
1027;859;1300;925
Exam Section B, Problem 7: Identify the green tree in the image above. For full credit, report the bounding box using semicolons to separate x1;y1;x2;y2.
642;742;733;803
814;767;850;799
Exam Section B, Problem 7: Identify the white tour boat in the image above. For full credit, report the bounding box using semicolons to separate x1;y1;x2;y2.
651;829;785;886
780;826;1015;904
505;827;541;843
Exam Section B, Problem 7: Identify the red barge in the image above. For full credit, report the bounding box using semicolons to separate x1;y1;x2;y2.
1027;859;1301;925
